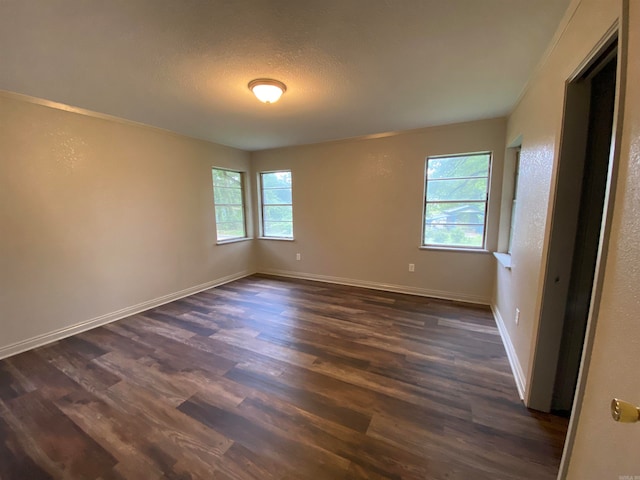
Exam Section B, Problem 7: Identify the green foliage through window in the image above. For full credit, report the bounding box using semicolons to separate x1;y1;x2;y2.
508;149;520;254
423;153;491;248
261;171;293;238
212;168;247;241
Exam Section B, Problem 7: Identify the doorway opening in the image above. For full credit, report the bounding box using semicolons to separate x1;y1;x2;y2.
527;36;619;414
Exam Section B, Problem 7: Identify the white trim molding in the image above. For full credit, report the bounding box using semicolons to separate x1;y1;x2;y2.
0;270;254;360
491;304;526;400
259;269;490;305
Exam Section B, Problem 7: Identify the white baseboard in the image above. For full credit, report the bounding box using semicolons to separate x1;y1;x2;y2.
491;304;526;400
0;270;254;360
259;269;490;305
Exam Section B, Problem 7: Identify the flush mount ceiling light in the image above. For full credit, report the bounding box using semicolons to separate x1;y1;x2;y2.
248;78;287;104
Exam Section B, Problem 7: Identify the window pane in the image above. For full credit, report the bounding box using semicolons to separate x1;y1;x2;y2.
263;205;293;222
262;171;292;189
263;188;292;204
261;170;293;238
215;206;244;223
264;221;293;238
212;169;242;187
212;168;246;242
427;154;490;179
213;186;242;205
423;153;491;249
425;202;485;225
217;222;246;239
424;224;484;248
426;177;488;201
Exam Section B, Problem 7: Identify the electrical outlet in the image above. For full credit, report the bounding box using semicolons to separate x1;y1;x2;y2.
296;253;301;261
408;263;415;272
515;308;520;325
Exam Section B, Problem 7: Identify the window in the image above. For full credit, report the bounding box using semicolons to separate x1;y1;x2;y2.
423;152;491;249
507;149;521;254
212;168;247;242
260;170;293;238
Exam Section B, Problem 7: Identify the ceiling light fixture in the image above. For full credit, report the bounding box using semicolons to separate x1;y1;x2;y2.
248;78;286;104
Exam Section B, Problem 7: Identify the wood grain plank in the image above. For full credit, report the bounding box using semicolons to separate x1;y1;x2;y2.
0;275;568;479
0;414;53;480
178;393;351;479
4;391;117;479
224;366;372;433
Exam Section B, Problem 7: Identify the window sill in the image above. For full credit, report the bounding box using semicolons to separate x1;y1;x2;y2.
216;237;253;245
419;246;490;254
258;236;295;242
493;252;512;269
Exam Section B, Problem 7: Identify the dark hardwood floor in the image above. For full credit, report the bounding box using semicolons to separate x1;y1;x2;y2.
0;275;568;479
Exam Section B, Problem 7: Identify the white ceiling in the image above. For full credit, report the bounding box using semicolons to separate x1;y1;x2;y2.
0;0;570;151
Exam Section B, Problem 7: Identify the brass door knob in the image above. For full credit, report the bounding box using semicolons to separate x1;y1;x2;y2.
611;398;640;423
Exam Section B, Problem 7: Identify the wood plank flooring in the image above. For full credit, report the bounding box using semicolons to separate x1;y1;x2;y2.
0;275;568;479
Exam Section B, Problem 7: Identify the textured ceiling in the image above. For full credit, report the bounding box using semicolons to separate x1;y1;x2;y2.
0;0;571;151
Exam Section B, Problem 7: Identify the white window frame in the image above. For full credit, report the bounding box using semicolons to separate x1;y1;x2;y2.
259;170;294;240
507;149;521;254
211;167;248;243
422;152;492;250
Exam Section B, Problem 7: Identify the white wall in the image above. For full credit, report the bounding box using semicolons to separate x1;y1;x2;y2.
251;118;506;304
493;0;620;396
492;0;640;475
564;1;640;477
0;93;255;358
